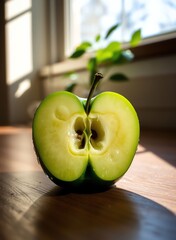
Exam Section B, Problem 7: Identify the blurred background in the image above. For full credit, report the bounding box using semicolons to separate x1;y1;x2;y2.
0;0;176;129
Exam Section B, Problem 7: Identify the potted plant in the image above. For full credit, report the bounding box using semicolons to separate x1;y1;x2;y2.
65;23;141;94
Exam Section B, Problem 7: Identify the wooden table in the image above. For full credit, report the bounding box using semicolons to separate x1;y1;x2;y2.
0;126;176;240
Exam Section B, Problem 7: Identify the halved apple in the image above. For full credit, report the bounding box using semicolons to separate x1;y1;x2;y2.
32;74;139;188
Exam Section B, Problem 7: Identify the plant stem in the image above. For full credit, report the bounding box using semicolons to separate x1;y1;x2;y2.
85;72;103;115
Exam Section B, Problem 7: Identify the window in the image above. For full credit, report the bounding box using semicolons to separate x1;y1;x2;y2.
65;0;176;56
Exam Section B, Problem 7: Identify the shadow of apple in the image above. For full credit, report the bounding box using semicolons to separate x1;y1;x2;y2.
14;185;176;240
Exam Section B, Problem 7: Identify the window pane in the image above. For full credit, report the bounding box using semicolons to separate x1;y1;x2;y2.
123;0;176;41
67;0;123;54
67;0;176;54
79;0;122;42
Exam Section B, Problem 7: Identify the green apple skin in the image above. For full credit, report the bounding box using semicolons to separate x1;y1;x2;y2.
32;91;139;189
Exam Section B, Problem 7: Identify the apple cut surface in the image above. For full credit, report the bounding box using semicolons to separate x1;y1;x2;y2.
33;92;89;181
88;92;139;181
33;91;140;187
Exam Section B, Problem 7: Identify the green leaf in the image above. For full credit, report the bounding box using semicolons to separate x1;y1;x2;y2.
65;83;77;92
70;41;92;58
96;49;112;64
109;73;128;81
106;41;121;51
112;51;121;62
70;49;85;58
105;23;120;39
130;29;141;47
96;42;121;63
96;42;122;64
76;41;92;50
95;34;101;42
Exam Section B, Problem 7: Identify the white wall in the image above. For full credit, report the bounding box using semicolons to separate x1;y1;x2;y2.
7;0;49;124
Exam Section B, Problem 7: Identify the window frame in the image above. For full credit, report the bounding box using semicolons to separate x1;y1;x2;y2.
0;0;9;124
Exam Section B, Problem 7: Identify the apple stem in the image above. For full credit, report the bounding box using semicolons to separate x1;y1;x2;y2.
85;72;103;115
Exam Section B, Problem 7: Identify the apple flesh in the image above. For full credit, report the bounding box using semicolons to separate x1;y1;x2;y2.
32;90;139;189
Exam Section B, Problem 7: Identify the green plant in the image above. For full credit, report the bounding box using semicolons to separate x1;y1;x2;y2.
65;23;141;92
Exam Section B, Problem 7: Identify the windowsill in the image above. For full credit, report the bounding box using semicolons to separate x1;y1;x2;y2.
131;32;176;60
40;32;176;79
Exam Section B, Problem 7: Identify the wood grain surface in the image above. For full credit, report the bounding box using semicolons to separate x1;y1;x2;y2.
0;126;176;240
